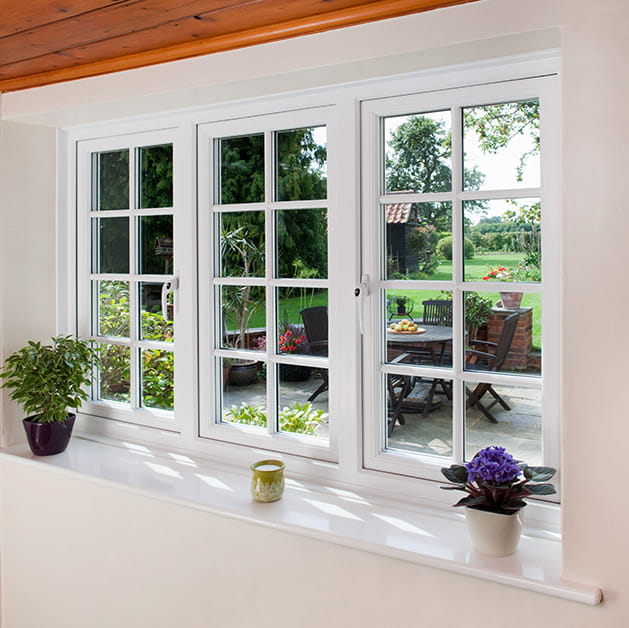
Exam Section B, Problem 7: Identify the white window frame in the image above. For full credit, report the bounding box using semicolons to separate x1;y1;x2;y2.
62;54;560;518
197;107;338;461
75;127;193;433
361;75;560;484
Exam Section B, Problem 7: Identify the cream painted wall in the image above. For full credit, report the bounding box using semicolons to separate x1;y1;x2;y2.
0;459;605;628
0;121;57;447
1;0;629;626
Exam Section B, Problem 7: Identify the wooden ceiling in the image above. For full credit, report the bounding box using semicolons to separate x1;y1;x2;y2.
0;0;477;93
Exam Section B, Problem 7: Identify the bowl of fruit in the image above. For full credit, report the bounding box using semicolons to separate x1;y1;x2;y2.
387;319;425;334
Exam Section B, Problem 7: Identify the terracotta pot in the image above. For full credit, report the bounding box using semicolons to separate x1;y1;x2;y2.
499;291;523;309
23;414;76;456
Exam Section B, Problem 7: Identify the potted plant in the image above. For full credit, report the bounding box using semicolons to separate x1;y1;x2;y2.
441;446;556;556
0;335;100;456
441;291;493;342
221;225;265;386
482;263;540;308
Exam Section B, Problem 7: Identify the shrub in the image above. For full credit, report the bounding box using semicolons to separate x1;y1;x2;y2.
437;236;475;260
223;401;326;435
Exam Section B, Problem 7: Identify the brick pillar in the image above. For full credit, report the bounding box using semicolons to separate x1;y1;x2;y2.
487;307;532;371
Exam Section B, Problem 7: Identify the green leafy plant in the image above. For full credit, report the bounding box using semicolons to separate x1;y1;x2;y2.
0;335;100;423
223;401;326;435
223;402;267;427
279;402;326;435
441;291;494;341
98;282;174;409
407;224;440;274
441;446;556;514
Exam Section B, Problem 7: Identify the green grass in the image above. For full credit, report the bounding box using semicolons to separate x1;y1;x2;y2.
229;253;542;350
390;253;542;350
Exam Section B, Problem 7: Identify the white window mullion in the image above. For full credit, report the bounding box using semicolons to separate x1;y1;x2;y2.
129;146;140;411
265;128;276;436
451;104;465;463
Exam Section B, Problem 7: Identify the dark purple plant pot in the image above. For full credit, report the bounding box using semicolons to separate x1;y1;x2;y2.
23;414;76;456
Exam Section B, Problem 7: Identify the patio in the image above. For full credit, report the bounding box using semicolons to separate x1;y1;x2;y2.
222;373;542;464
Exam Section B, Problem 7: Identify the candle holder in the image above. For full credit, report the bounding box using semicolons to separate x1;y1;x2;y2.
250;459;285;502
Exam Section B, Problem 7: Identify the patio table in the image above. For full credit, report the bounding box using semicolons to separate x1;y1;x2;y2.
386;324;454;434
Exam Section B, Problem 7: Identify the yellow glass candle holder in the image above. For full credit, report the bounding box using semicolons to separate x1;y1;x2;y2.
250;459;285;502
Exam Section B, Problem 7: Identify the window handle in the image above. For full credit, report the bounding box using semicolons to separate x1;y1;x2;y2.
161;275;179;320
356;273;369;335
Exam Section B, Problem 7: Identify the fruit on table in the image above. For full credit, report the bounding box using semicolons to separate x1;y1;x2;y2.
388;319;419;332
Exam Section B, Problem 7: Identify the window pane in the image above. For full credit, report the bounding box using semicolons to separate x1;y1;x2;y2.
219;211;265;277
94;149;129;211
386;372;453;458
275;127;327;201
463;291;541;376
141;348;174;411
140;282;174;342
97;280;129;338
384;111;452;194
219;134;264;204
384;202;451;280
221;357;267;429
139;144;173;209
139;215;173;275
221;285;266;350
277;209;327;279
277;288;328;356
385;289;453;368
464;198;541;283
465;381;542;466
98;343;130;403
463;100;540;190
92;217;129;274
278;365;329;438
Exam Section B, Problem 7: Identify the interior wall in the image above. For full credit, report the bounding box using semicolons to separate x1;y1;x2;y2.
1;0;629;625
0;459;603;628
0;121;57;447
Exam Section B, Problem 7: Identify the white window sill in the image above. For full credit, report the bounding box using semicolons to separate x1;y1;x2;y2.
0;437;601;606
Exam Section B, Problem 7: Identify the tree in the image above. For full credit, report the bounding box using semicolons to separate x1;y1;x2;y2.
463;100;539;182
220;129;328;278
385;115;484;231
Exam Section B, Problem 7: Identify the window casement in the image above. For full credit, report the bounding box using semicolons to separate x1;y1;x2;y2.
76;129;184;432
70;66;559;499
197;107;336;461
361;75;559;484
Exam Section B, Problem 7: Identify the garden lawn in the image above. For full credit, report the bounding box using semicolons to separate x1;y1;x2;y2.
391;253;542;350
229;253;541;350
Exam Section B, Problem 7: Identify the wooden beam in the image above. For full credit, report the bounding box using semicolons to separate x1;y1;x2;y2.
0;0;478;92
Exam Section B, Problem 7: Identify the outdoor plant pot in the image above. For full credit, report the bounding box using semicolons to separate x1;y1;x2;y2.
279;364;311;382
499;291;523;309
465;506;522;557
23;413;76;456
228;361;259;386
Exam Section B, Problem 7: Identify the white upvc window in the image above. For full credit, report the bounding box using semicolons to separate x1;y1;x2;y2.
76;129;185;432
69;61;559;501
361;75;559;483
198;107;336;461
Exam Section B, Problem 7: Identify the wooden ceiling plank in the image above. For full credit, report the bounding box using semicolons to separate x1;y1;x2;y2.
3;0;375;68
0;0;259;66
0;0;479;92
0;0;134;39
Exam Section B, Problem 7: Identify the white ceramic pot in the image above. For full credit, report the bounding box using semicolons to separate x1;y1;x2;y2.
465;507;522;557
